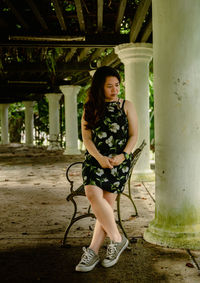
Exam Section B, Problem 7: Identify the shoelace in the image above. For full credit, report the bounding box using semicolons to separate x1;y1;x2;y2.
80;247;94;264
106;243;117;259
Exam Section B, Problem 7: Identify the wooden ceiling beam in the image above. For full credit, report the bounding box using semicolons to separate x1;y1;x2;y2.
0;91;46;103
74;0;85;32
74;75;91;85
51;0;67;31
26;0;48;30
78;47;91;62
0;41;118;48
90;48;105;62
110;58;121;68
141;18;152;42
7;80;48;85
3;62;91;73
129;0;151;43
115;0;127;32
99;51;118;67
4;0;29;29
1;33;129;47
65;48;77;62
97;0;103;32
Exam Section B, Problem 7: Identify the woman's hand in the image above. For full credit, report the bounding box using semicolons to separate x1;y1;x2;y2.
97;155;114;169
110;154;125;167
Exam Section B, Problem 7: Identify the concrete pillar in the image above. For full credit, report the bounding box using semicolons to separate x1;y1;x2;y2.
45;93;62;150
144;0;200;249
23;101;35;146
115;43;154;181
59;85;81;155
0;104;10;144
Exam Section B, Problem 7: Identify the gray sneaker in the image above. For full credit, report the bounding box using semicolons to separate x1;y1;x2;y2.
101;234;129;268
75;247;100;272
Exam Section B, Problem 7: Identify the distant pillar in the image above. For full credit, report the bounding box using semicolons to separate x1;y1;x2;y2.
115;43;154;181
0;104;10;144
45;93;62;150
23;101;35;145
144;0;200;249
60;85;81;155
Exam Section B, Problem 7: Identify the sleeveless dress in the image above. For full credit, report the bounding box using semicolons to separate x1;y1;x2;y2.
82;100;133;194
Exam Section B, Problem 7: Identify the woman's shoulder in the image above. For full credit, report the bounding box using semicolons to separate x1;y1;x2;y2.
121;99;136;116
119;99;134;108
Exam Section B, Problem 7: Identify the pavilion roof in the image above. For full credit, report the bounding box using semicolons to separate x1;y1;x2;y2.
0;0;152;103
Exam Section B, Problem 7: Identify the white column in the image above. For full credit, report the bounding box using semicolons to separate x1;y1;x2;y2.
60;85;81;155
144;0;200;249
115;43;154;181
0;104;10;144
23;101;35;146
45;93;62;150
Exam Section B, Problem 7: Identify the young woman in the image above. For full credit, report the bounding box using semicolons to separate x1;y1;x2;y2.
76;66;138;272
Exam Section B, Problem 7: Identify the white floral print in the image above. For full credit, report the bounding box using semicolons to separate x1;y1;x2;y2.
107;105;115;112
122;166;129;173
98;132;107;139
110;123;120;133
105;136;114;146
113;181;120;187
96;168;104;176
111;167;118;176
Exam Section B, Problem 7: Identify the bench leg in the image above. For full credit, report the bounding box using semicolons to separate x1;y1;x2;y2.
116;194;128;239
62;198;95;247
62;213;95;247
127;179;138;216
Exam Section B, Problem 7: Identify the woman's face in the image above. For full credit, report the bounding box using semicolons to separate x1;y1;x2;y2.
104;76;120;102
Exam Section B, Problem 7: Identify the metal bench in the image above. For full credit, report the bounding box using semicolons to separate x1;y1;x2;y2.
62;140;146;247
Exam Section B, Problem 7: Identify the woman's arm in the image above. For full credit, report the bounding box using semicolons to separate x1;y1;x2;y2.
110;100;138;166
81;112;113;169
123;99;138;153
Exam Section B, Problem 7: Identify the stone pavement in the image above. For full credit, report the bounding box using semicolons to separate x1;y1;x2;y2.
0;144;200;282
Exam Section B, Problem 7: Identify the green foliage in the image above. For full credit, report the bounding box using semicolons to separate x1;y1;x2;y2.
8;103;24;143
34;97;49;145
120;18;131;34
77;84;91;141
46;48;63;75
64;2;76;12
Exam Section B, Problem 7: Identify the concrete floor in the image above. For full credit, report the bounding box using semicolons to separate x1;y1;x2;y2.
0;144;200;282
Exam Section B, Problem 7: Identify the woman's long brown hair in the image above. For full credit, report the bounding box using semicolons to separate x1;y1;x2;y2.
84;66;121;129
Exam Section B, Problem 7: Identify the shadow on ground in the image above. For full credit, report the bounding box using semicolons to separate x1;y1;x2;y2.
0;238;171;283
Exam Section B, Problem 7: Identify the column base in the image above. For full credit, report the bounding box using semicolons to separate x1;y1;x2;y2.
0;142;9;145
144;221;200;250
25;143;34;147
63;147;81;155
132;169;155;181
47;143;62;151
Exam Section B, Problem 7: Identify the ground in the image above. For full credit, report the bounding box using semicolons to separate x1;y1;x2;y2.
0;144;200;282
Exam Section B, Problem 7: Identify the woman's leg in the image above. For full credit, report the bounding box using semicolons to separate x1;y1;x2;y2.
89;220;106;254
85;186;121;250
89;191;117;253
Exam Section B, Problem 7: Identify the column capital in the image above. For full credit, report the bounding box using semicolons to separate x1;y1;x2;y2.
0;103;10;110
59;85;81;96
23;101;35;108
45;93;62;102
115;43;153;63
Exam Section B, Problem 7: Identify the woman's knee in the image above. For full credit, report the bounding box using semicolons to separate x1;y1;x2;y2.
85;185;102;203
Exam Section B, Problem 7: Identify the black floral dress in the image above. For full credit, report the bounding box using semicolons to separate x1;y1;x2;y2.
82;100;133;193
